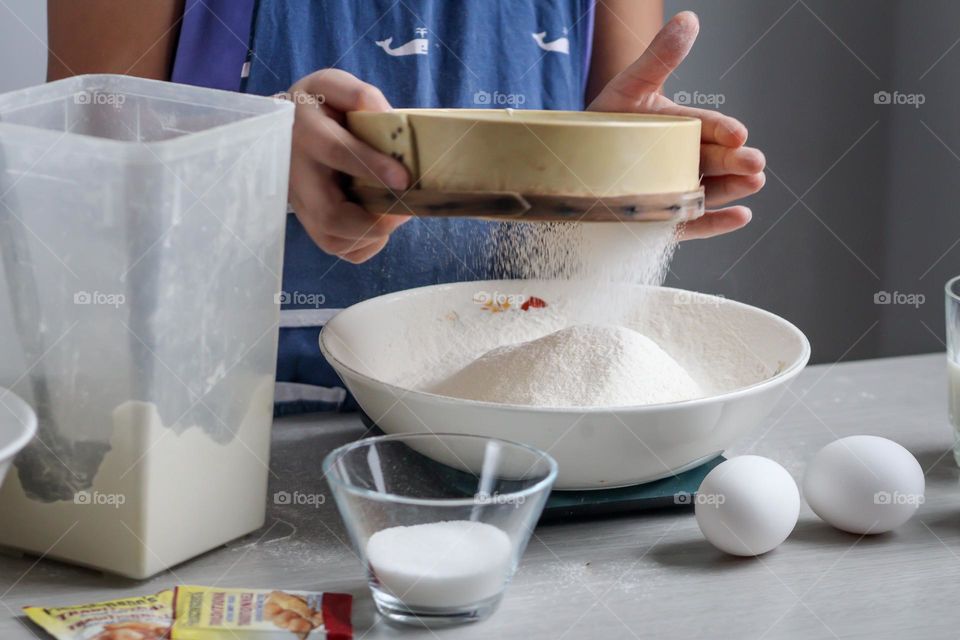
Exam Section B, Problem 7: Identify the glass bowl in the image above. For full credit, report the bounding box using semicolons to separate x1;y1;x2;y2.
323;433;557;626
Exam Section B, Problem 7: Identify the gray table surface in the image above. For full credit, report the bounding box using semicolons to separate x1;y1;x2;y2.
1;353;958;639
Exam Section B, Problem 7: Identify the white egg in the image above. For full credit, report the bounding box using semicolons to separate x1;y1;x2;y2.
803;435;924;534
695;456;800;556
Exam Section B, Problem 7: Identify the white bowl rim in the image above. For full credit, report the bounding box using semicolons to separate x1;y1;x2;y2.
0;387;38;460
321;432;559;507
319;281;812;414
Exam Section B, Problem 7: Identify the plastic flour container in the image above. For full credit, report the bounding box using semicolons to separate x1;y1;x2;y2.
0;75;293;578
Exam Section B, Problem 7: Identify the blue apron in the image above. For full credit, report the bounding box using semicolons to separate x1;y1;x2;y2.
173;0;596;413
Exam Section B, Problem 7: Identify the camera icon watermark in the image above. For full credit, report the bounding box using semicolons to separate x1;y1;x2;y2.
473;290;525;306
873;90;925;108
473;491;526;507
473;290;530;312
274;90;326;107
674;491;725;507
673;290;724;307
74;490;126;509
274;290;326;307
74;91;126;109
873;290;925;308
874;490;924;506
74;290;126;309
273;490;326;508
473;90;526;107
673;90;726;107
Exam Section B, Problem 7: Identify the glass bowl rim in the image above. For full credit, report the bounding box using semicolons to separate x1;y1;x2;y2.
321;432;559;507
946;275;960;302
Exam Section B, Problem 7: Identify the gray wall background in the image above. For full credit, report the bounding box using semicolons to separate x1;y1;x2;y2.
1;1;959;364
664;0;960;363
0;0;45;384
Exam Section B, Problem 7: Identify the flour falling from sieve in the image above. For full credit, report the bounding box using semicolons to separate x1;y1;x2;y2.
485;221;680;324
439;219;695;407
429;324;703;407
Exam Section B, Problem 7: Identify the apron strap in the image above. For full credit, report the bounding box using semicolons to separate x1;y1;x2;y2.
171;0;257;91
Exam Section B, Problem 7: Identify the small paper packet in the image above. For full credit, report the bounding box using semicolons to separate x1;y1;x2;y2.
171;586;352;640
23;590;173;639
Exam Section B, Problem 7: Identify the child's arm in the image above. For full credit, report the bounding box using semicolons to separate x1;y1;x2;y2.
48;0;183;81
586;0;663;105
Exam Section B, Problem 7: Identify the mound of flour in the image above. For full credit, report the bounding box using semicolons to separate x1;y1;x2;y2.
429;324;703;407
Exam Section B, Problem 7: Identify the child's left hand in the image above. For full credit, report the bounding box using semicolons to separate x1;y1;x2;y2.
589;11;766;240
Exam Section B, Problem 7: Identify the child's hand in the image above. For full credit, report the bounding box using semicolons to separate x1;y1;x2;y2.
589;11;766;240
284;69;411;263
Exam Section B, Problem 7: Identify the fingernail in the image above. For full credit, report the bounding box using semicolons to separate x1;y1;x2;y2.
385;167;408;191
675;11;700;31
741;147;763;167
752;149;766;169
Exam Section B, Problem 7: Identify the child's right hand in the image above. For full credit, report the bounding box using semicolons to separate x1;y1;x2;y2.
284;69;411;263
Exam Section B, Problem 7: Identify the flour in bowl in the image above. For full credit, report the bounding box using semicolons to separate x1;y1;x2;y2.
429;324;703;407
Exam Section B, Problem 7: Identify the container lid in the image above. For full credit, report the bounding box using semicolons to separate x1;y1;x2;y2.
0;74;293;162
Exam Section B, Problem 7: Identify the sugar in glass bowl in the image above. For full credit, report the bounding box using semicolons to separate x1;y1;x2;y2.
323;433;557;626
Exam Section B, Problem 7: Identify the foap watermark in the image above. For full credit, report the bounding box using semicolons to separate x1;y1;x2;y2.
874;90;925;109
674;491;725;506
874;290;925;308
74;290;125;308
273;490;326;508
74;90;126;109
275;290;326;307
74;490;126;508
473;290;525;307
473;90;527;107
673;290;725;307
473;491;526;507
874;490;924;506
274;91;326;107
673;90;726;107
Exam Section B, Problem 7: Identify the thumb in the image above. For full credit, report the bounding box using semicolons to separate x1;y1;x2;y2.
592;11;699;109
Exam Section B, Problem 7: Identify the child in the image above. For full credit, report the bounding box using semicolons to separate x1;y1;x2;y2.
49;2;765;412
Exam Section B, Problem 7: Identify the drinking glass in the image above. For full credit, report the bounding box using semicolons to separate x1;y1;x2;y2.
946;276;960;465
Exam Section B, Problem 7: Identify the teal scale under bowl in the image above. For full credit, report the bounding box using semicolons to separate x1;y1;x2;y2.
358;412;722;521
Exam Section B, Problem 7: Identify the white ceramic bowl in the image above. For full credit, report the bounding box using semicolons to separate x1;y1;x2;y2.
321;281;810;490
0;388;37;484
